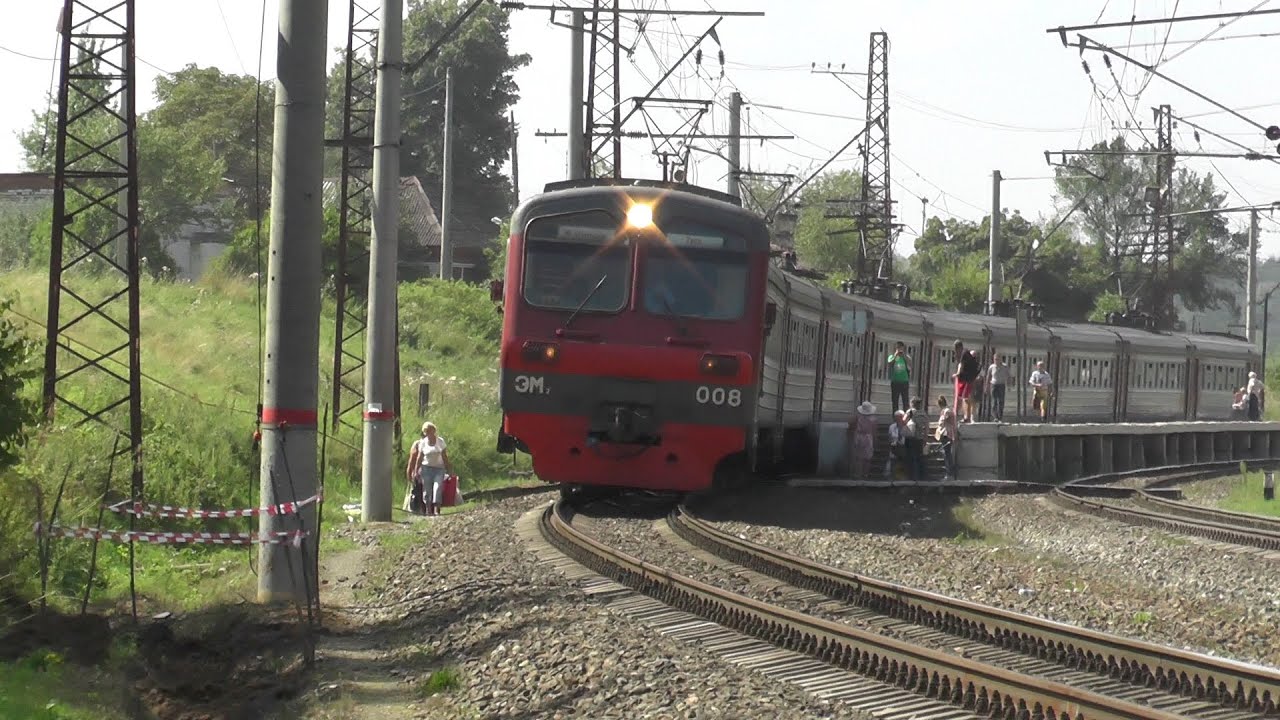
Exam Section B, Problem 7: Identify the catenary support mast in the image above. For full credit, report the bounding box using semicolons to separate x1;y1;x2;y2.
258;0;328;602
359;0;403;522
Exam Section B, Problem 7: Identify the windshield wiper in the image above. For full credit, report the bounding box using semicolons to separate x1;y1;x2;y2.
660;292;689;337
563;274;608;329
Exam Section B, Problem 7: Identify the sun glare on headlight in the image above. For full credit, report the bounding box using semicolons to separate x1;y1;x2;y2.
626;203;654;229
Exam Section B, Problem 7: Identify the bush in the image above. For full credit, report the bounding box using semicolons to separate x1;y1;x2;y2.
0;299;39;471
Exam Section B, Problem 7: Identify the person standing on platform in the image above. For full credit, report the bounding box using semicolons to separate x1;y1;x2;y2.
902;405;923;481
849;401;877;479
935;396;958;481
886;341;912;414
886;410;907;480
1247;371;1266;421
1029;361;1053;423
952;340;980;424
988;354;1008;422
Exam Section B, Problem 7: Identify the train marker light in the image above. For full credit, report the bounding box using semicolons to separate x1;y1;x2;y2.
699;353;740;376
521;341;559;364
626;202;654;229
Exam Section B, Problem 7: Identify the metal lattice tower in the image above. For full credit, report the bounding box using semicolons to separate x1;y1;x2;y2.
330;0;379;430
43;0;144;494
584;0;622;177
857;31;894;284
1148;103;1177;318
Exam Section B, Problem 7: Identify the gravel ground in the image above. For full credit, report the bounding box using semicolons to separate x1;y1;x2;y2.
696;488;1280;668
307;495;863;719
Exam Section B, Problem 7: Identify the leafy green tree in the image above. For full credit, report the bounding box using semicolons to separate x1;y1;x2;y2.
146;65;274;225
1054;136;1241;327
397;0;529;248
790;170;862;274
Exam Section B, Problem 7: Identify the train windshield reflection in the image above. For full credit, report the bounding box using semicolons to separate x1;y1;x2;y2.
642;246;748;321
522;211;631;313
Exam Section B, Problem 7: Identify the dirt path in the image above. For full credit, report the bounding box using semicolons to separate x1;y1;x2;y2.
287;522;426;720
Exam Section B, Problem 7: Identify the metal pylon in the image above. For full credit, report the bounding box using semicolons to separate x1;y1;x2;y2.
857;31;894;284
584;0;622;177
43;0;143;495
330;0;378;431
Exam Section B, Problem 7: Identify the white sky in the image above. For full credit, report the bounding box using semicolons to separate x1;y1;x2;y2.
3;0;1280;256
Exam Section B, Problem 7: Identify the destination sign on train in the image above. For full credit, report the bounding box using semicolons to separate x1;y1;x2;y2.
666;232;726;249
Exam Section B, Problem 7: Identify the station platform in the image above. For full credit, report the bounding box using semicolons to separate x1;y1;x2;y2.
785;477;1040;493
809;420;1280;486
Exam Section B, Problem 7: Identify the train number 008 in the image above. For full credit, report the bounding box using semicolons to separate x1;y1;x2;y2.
695;386;742;407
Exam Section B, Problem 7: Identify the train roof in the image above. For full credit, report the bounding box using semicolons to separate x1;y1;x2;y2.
774;264;1257;354
513;178;769;251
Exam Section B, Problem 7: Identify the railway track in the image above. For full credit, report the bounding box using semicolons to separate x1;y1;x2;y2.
1052;464;1280;554
539;500;1278;719
668;503;1279;719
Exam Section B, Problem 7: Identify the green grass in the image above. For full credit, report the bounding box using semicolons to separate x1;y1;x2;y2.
0;267;519;617
947;501;1007;545
1218;470;1280;518
0;651;123;720
415;667;462;698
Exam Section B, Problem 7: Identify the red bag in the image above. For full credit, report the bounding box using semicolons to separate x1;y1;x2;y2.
441;474;459;507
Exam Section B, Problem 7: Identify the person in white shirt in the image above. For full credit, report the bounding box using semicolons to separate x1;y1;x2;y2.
1028;361;1053;423
1246;371;1266;421
885;411;906;479
934;396;957;481
987;354;1009;422
405;421;452;516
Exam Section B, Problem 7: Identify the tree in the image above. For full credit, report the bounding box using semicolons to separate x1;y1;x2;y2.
1054;136;1241;327
18;62;270;274
397;0;529;248
790;170;863;275
146;65;274;225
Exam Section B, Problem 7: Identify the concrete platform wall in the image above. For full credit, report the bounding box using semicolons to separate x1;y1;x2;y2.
989;421;1280;484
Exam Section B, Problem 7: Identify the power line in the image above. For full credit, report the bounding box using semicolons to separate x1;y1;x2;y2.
1160;0;1272;66
1110;29;1280;50
1047;4;1280;32
747;103;863;122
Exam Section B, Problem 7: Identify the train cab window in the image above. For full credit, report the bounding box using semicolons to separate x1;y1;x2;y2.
641;223;749;321
522;211;632;313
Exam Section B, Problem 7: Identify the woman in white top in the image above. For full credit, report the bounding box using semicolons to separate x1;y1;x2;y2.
406;421;452;516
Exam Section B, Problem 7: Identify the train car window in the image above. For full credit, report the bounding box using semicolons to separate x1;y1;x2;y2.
522;211;633;312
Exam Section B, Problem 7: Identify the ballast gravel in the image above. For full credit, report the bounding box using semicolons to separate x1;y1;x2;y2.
698;487;1280;669
318;495;862;720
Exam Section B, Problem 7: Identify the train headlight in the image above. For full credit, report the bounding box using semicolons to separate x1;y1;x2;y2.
699;353;739;376
521;341;559;364
626;202;654;229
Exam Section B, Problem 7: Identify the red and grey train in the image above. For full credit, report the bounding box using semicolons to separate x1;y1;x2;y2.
495;179;1258;493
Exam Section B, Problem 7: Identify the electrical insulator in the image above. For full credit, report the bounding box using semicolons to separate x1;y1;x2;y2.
1267;125;1280;141
695;48;702;66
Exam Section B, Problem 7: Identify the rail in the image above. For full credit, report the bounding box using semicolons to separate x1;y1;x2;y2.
1053;461;1280;553
540;501;1202;720
670;504;1280;717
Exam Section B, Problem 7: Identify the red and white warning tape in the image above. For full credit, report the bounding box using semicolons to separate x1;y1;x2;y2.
34;522;308;547
106;492;323;520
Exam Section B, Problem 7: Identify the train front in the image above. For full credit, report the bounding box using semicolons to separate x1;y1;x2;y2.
495;182;771;493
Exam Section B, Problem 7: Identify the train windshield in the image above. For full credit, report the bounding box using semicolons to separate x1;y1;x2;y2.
642;224;749;321
522;211;632;313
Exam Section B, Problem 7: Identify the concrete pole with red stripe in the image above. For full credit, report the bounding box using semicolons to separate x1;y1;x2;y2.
360;0;404;521
257;0;328;603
